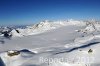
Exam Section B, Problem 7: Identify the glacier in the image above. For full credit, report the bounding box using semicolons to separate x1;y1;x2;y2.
0;19;100;66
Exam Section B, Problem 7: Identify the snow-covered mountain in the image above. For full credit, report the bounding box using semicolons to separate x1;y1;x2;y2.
0;20;85;37
0;19;100;66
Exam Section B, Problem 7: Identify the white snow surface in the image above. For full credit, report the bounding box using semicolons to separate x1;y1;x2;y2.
0;20;100;66
10;20;85;37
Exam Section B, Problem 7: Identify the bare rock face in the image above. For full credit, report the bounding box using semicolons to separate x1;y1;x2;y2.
7;50;20;57
88;49;93;53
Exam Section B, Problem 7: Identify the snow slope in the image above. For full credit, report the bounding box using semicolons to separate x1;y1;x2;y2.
0;20;100;66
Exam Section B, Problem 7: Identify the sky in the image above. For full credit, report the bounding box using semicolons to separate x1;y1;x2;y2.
0;0;100;26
